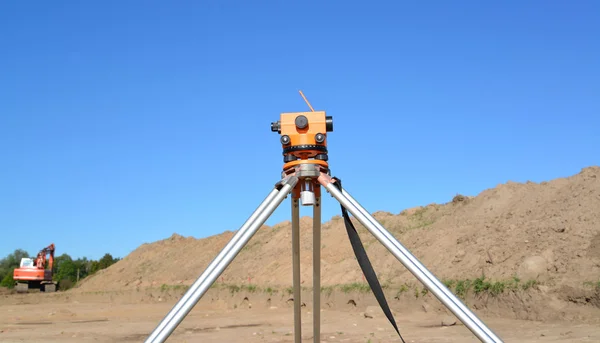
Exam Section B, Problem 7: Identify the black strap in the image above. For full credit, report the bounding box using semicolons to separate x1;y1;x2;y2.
332;177;406;343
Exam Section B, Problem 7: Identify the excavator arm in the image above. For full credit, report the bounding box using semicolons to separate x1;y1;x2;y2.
41;243;55;270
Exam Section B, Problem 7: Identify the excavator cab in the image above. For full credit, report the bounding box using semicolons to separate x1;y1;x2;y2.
19;258;35;268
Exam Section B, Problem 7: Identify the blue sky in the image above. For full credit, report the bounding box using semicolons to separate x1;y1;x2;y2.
1;1;598;260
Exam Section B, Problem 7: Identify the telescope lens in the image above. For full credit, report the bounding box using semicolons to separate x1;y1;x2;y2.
326;116;333;132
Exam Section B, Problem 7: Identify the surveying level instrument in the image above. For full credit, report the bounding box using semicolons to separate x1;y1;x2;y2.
145;92;504;343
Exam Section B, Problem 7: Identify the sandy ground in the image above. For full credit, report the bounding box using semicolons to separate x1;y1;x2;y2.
1;295;598;343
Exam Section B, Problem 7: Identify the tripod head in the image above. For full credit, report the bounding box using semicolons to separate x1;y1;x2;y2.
271;91;333;172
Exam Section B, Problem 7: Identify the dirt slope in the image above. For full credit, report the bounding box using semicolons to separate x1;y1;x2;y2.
77;166;600;297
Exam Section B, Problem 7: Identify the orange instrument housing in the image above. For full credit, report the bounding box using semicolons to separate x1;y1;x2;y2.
280;111;328;148
271;103;333;171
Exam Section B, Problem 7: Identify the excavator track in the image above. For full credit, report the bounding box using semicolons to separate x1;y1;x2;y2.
15;283;28;293
42;283;56;292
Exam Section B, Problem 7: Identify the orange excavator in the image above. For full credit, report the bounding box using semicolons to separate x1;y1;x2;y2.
13;243;57;293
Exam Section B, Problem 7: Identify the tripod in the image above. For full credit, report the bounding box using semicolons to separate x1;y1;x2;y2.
144;94;504;343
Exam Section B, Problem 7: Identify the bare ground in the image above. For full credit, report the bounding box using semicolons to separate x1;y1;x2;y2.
1;287;599;342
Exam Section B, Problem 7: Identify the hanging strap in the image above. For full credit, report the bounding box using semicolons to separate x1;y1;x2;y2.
332;177;406;343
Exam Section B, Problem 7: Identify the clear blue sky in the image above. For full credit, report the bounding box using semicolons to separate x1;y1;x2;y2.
1;1;598;261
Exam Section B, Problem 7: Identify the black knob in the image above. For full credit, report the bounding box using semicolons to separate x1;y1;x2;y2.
315;133;325;143
295;115;308;129
280;135;291;145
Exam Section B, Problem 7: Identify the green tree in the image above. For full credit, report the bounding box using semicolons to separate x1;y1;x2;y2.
72;257;91;281
0;249;30;287
98;253;117;269
54;253;77;282
90;253;120;274
0;272;15;288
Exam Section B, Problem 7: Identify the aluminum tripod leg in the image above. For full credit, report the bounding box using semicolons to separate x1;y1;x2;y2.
145;176;298;343
318;176;503;343
291;197;302;343
313;196;321;343
292;192;321;343
337;187;503;342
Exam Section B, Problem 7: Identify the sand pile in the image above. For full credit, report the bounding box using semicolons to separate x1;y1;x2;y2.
77;166;600;299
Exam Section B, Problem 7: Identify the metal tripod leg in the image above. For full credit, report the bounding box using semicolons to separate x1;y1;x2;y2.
291;197;302;343
313;195;321;343
292;184;321;343
145;176;299;343
318;175;504;343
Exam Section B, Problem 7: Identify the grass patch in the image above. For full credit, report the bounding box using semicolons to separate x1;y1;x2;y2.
521;279;539;291
227;284;241;294
405;207;436;230
439;276;539;298
340;282;371;293
159;284;190;292
395;284;409;297
205;283;271;294
583;281;600;290
407;220;435;230
442;279;456;289
321;285;335;296
455;279;472;298
412;207;427;219
242;284;258;293
264;286;278;295
181;276;541;300
472;276;506;296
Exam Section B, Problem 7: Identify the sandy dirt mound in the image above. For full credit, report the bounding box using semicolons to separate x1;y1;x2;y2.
76;166;600;319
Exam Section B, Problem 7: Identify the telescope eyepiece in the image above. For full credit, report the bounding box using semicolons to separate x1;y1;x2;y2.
271;121;281;133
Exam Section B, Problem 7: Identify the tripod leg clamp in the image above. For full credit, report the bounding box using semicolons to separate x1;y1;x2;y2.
275;176;299;190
